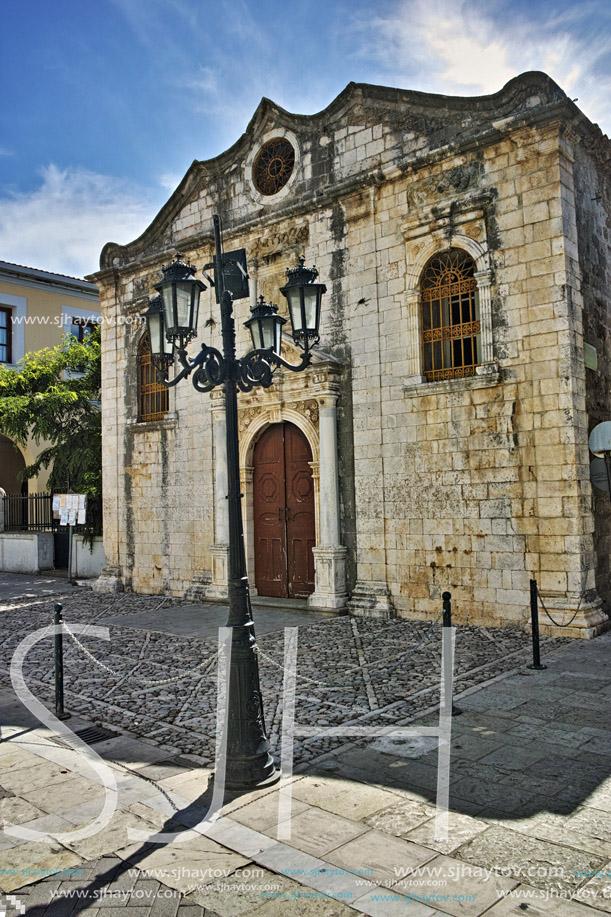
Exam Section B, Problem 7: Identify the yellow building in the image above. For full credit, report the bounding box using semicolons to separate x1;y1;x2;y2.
0;260;100;494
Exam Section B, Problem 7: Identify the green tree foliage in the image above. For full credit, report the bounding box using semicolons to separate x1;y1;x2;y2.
0;327;102;534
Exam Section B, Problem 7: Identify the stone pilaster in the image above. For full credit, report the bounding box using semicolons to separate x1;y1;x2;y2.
347;582;395;620
474;269;494;365
185;569;212;601
535;588;608;640
205;389;229;601
92;564;124;594
404;289;426;385
308;390;348;611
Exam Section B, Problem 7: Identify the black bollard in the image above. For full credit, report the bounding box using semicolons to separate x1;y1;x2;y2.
54;602;70;720
527;579;547;671
441;591;461;715
442;591;452;628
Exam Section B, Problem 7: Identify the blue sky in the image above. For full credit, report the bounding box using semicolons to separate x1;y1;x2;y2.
1;0;610;277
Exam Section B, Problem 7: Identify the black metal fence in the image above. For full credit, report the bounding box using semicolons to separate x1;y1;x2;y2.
2;492;55;532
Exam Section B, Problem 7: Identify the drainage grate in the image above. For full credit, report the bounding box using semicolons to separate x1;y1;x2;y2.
49;725;119;748
74;726;118;745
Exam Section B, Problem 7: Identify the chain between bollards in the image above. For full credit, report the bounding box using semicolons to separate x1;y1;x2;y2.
527;579;547;671
54;602;70;720
441;591;461;716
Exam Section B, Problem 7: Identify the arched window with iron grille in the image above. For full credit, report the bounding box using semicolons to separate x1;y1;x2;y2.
420;249;481;382
137;333;169;422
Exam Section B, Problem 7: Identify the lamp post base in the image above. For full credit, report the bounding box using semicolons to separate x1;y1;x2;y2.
223;619;279;791
223;762;280;792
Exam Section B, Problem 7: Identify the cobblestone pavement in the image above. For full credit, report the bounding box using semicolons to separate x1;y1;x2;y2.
0;581;569;767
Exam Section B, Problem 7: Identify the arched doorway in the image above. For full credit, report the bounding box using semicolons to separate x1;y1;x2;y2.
253;422;315;598
0;435;27;495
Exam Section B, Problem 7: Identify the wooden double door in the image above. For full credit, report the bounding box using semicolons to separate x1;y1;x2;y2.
253;422;315;598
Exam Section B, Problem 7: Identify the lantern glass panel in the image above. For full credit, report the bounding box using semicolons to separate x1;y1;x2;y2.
249;319;261;350
160;286;174;333
161;327;174;360
191;289;200;336
260;316;275;349
147;309;163;357
247;317;262;350
175;283;192;329
274;319;283;355
286;288;303;331
303;287;318;331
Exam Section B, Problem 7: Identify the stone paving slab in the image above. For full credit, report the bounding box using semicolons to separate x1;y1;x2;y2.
574;869;611;914
0;573;73;603
289;776;402;822
392;852;519;917
3;855;204;916
229;794;311;833
323;829;437;886
125;833;250;895
455;825;607;894
485;886;604;916
274;806;369;858
183;865;304;915
403;811;490;856
60;809;162;862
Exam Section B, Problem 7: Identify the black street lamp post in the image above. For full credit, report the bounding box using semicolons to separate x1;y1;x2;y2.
145;214;326;789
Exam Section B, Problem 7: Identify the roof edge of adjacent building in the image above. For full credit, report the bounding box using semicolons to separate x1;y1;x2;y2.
0;260;99;299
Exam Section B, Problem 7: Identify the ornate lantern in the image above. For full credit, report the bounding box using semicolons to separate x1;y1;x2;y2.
244;295;286;355
155;254;206;344
279;257;326;351
144;296;174;367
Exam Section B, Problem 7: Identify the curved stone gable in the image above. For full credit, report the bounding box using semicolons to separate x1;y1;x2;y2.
99;72;572;272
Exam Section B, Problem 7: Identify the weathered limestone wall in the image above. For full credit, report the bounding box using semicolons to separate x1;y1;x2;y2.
97;263;215;596
93;73;609;634
340;122;604;633
574;138;611;613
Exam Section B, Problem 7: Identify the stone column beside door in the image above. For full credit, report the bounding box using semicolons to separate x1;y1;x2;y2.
309;391;348;610
205;390;229;600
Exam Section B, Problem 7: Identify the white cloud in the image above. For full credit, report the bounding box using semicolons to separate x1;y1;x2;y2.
158;171;184;193
0;165;159;278
361;0;611;133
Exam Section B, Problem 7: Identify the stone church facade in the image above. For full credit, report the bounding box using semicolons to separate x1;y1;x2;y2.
91;71;611;638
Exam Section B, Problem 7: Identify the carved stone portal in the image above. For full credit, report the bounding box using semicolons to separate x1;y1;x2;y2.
194;352;348;612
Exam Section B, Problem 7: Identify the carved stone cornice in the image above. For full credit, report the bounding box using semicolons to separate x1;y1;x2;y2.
401;190;496;241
